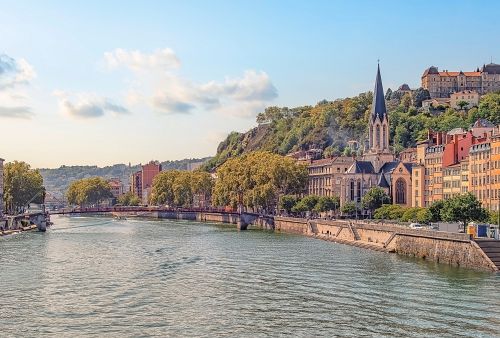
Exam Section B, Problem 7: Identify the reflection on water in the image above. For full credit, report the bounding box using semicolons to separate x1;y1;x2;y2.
1;215;499;337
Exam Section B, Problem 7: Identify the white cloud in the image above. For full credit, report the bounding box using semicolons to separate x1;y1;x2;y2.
105;48;278;117
0;54;36;89
0;53;36;118
200;70;277;102
104;48;180;73
54;91;130;119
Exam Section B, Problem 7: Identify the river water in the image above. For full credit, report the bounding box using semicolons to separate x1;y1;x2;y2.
1;216;499;337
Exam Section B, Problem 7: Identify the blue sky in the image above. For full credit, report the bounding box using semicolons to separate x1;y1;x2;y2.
1;0;499;168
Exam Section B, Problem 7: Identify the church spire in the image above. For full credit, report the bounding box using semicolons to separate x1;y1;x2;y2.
371;63;387;121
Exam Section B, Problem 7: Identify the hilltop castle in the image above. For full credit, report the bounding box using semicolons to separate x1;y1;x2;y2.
422;63;500;98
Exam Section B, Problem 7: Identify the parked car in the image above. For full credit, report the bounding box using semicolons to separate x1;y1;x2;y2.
409;223;423;229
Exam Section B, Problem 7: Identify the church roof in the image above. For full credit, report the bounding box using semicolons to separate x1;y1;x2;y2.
377;173;390;188
347;160;375;174
379;161;399;173
371;64;387;122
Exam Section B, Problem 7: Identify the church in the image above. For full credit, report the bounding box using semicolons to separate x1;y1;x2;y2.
339;65;413;212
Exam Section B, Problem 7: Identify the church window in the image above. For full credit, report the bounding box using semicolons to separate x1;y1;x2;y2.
383;125;387;149
376;125;381;149
395;178;406;204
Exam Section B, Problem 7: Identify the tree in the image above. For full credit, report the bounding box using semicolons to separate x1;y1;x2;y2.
456;100;469;111
440;193;489;232
373;204;405;221
3;161;45;214
341;201;357;216
361;187;390;216
279;195;298;214
149;170;214;207
477;92;500;124
385;88;393;101
412;87;431;108
66;177;112;207
212;151;308;212
428;200;444;223
313;196;337;213
118;192;140;206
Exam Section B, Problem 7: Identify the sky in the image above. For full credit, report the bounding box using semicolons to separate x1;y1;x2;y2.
1;0;499;168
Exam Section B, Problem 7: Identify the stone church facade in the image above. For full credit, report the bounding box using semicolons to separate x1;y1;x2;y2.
339;65;413;213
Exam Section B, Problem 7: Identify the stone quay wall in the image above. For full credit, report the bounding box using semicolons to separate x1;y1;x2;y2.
274;217;498;272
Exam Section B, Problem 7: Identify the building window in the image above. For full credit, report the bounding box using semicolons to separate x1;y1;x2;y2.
350;180;355;201
383;125;387;149
376;125;381;149
395;178;406;204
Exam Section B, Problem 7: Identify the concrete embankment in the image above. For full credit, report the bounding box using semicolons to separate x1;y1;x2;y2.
274;217;499;272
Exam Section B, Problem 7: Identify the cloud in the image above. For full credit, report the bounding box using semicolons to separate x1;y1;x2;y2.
0;106;34;119
201;70;278;102
54;91;130;119
105;48;278;117
104;48;180;73
0;54;36;89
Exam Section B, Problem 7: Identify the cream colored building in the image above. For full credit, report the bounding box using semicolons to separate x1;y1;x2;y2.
450;90;479;110
422;63;500;98
306;157;354;197
443;164;461;199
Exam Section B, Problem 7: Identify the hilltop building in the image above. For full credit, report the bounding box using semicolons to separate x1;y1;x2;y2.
421;63;500;98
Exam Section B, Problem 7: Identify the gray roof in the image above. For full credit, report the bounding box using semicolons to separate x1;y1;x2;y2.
482;63;500;74
379;161;399;174
377;173;390;188
348;160;375;174
473;118;494;128
371;64;387;122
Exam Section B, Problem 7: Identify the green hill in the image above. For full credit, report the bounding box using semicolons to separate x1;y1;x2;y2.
204;90;500;171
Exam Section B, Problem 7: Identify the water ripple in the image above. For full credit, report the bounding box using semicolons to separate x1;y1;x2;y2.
0;215;499;337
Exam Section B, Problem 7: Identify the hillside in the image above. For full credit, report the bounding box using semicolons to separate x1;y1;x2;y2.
204;90;500;171
40;158;211;199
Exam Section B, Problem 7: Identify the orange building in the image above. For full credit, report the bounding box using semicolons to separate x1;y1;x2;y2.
469;142;492;210
491;134;500;211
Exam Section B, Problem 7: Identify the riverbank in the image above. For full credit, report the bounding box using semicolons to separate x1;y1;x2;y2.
274;217;499;272
52;209;499;272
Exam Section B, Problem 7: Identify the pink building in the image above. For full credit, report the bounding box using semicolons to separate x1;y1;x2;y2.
130;160;162;203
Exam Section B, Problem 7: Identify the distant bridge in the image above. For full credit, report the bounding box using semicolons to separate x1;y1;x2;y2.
49;206;235;216
49;206;274;230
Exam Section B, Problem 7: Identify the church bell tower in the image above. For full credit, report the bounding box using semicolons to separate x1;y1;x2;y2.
364;63;394;171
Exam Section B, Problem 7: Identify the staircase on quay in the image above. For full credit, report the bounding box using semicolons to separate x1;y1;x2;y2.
475;239;500;270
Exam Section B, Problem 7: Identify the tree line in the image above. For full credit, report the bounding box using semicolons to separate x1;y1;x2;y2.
3;161;45;215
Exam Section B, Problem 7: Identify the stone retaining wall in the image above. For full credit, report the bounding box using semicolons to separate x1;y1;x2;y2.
274;217;497;272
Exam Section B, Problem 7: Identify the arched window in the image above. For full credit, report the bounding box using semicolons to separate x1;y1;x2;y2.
357;181;361;202
370;126;373;148
383;124;387;149
395;178;406;204
376;125;381;149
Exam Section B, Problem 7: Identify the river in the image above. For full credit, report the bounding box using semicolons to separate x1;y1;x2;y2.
1;215;499;337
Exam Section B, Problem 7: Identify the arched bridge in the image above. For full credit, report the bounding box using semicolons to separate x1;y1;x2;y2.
49;206;274;230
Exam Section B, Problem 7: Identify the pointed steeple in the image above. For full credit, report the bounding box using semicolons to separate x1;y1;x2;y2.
371;63;387;121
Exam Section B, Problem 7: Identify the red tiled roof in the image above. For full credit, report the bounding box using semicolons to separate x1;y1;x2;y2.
438;71;481;77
